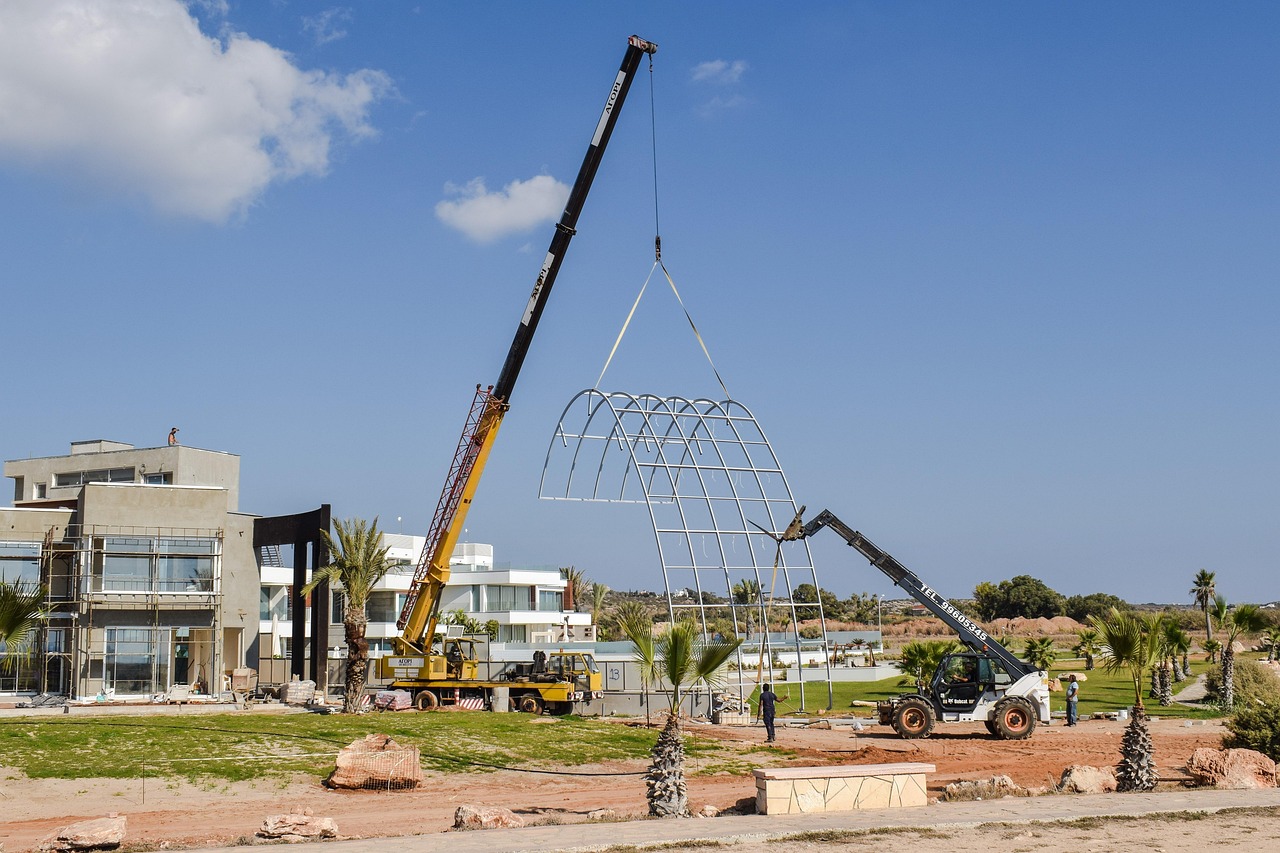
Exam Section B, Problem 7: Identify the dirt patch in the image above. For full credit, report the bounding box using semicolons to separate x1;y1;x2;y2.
0;716;1228;852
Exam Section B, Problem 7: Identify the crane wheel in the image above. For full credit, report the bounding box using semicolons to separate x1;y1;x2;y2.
414;689;439;711
994;697;1036;740
891;697;935;739
517;695;543;715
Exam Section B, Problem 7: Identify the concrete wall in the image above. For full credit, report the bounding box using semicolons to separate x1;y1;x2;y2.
79;482;228;529
0;506;73;541
6;444;240;511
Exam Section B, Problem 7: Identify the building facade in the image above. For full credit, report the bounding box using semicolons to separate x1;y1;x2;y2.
2;440;259;699
259;537;595;666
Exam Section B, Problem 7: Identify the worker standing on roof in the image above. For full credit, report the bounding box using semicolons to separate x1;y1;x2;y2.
760;682;777;743
168;427;179;446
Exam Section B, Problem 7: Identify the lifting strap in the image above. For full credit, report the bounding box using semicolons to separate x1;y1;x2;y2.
595;245;732;399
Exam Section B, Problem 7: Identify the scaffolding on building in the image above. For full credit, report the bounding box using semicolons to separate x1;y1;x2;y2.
540;390;833;710
38;523;224;699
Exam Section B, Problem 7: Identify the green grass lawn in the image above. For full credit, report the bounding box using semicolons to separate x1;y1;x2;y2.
0;711;704;783
753;657;1222;721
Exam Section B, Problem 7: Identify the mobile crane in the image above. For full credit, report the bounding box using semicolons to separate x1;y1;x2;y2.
780;509;1051;739
376;36;657;713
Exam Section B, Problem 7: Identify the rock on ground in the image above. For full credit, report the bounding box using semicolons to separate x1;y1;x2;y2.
943;775;1030;801
326;733;423;790
1186;748;1277;789
453;806;526;830
40;815;126;851
1058;764;1117;794
256;810;338;843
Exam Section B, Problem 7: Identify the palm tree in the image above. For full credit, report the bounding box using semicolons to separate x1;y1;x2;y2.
896;640;957;692
1162;623;1190;685
1089;608;1161;792
1023;637;1057;672
1202;638;1222;665
1190;569;1216;643
1219;603;1267;712
590;581;609;630
560;566;587;612
0;581;47;672
1261;626;1280;663
621;618;742;817
302;517;393;714
1073;629;1101;671
1211;594;1229;639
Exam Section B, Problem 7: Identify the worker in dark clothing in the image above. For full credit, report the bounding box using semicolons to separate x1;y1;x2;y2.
759;682;778;743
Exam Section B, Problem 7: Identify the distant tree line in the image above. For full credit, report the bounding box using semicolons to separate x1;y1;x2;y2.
972;575;1127;622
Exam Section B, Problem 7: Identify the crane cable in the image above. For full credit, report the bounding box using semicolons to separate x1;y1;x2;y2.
595;53;731;400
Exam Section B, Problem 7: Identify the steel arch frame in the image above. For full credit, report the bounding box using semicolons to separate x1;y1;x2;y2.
540;389;832;709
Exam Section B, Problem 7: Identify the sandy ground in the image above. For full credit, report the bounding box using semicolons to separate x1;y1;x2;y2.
0;716;1234;851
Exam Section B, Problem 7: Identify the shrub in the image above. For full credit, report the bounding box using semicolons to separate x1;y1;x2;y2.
799;625;823;639
1223;701;1280;763
1204;658;1280;707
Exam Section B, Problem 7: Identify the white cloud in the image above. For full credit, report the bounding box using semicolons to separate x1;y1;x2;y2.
691;59;747;85
435;175;569;244
302;7;352;47
0;0;392;222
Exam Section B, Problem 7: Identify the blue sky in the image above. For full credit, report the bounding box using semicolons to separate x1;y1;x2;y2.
2;2;1277;606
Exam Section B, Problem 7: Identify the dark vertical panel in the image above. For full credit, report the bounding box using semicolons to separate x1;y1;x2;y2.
291;536;307;680
309;505;332;691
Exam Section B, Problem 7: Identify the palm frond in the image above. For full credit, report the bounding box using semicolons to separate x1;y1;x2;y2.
0;581;48;671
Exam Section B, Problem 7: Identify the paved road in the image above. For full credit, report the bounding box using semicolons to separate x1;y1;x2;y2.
219;787;1280;853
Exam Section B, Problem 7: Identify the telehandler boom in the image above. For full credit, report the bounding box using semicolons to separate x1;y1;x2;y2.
783;509;1051;739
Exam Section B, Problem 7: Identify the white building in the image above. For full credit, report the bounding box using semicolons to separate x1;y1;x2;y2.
258;538;595;660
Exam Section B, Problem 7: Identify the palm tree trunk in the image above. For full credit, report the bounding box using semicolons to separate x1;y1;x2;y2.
1221;644;1236;712
344;613;369;714
644;712;689;817
1203;607;1212;643
1116;707;1156;792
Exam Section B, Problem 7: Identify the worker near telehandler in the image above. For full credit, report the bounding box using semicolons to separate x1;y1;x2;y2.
759;683;778;743
1066;674;1080;726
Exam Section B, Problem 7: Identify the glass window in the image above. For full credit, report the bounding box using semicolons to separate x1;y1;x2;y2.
143;473;172;485
91;536;218;594
484;585;532;612
105;627;169;695
54;468;135;487
366;592;401;623
538;590;563;612
331;591;346;623
0;541;41;585
260;586;289;621
156;538;215;592
497;625;527;643
34;483;47;499
98;537;151;592
0;635;40;693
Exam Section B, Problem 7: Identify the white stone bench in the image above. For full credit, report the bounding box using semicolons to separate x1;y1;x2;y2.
753;762;935;815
